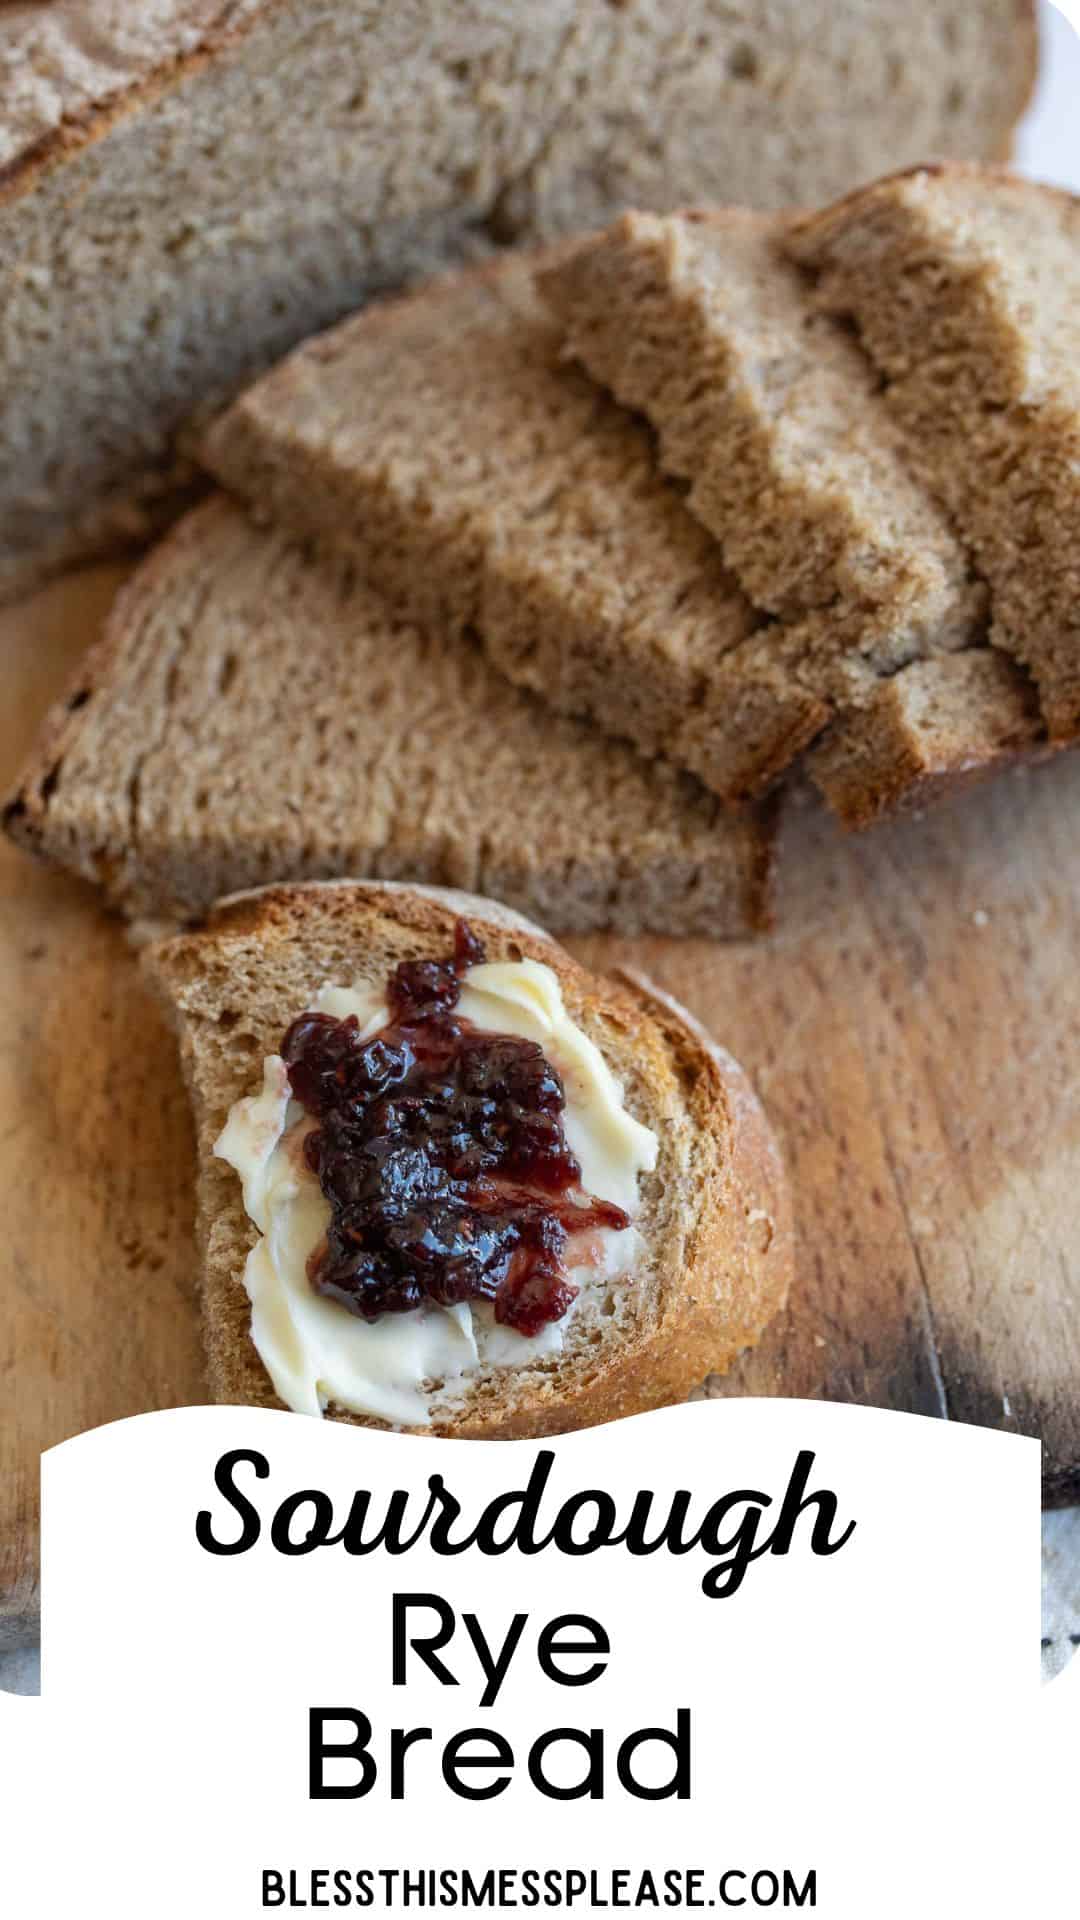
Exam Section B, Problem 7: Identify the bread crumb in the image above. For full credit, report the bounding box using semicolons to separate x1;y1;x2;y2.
972;908;990;928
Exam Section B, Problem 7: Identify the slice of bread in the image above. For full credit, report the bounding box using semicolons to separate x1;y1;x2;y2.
0;1;1036;603
2;496;776;938
806;650;1045;828
143;880;793;1436
542;210;981;639
786;166;1080;742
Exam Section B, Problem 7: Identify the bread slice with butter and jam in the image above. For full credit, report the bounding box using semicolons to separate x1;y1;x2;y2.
143;881;792;1437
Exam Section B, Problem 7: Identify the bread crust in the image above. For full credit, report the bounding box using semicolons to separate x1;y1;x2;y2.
144;880;792;1438
0;502;218;870
809;711;1053;830
0;2;279;205
805;651;1050;829
2;614;126;864
786;157;1078;239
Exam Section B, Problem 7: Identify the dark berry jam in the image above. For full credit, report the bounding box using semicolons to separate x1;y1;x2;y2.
281;920;629;1337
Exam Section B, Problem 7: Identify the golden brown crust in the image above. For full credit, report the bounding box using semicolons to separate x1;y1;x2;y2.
175;878;580;973
145;881;792;1437
0;498;219;861
810;727;1056;830
806;658;1049;831
1;615;120;857
0;2;281;207
787;158;1080;246
617;966;792;1328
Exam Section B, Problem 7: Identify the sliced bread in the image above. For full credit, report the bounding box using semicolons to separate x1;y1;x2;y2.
142;880;793;1436
786;166;1080;741
542;207;1031;811
203;243;1042;816
0;0;1036;602
2;496;776;938
201;250;789;802
542;209;981;642
807;650;1045;828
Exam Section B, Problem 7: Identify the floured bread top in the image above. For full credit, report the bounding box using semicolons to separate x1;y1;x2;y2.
214;943;658;1426
0;1;263;170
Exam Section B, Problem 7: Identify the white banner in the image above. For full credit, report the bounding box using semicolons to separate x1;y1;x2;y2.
0;1400;1075;1916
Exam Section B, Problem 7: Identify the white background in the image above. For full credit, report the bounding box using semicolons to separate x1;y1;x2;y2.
1016;0;1080;190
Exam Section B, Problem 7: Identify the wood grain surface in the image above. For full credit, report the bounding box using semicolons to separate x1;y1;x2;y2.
2;567;1078;1646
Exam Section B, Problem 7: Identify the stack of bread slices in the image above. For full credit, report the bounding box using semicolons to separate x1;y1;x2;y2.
6;165;1078;941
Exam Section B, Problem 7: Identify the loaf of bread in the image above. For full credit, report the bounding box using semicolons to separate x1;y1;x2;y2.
0;1;1036;604
3;497;776;937
143;880;793;1434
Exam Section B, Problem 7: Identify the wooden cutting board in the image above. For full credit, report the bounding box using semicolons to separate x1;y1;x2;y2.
3;566;1079;1645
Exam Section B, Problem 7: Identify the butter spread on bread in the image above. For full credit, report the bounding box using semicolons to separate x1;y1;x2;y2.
215;939;657;1425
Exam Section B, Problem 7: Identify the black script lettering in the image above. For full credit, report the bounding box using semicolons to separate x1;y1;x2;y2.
195;1448;268;1554
768;1451;856;1561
